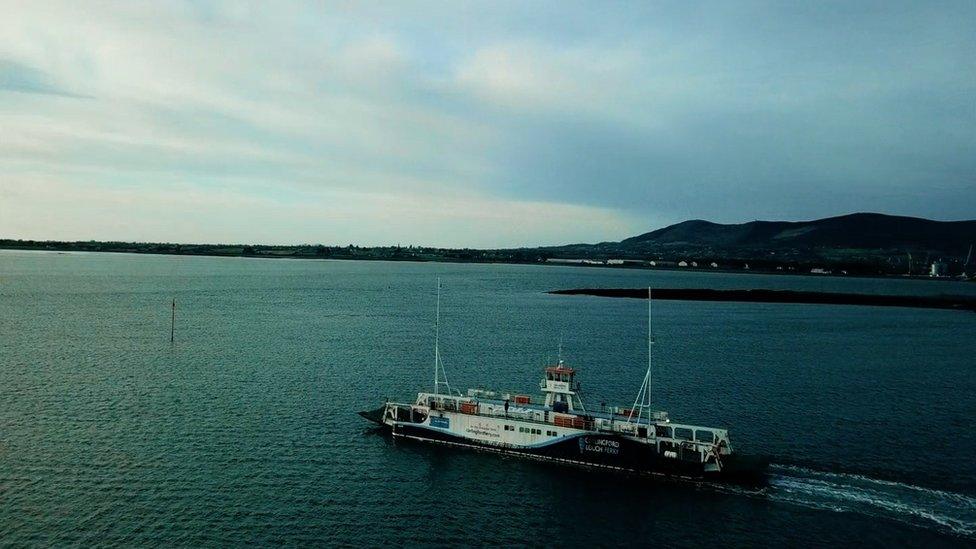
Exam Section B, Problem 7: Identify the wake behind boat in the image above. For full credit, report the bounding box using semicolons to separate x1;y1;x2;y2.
360;282;768;484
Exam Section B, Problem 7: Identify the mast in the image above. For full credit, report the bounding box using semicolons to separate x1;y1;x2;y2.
434;277;441;395
170;298;176;344
628;287;653;425
432;278;455;396
647;286;651;407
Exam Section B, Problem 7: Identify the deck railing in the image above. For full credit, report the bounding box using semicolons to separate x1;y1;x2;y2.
417;401;721;452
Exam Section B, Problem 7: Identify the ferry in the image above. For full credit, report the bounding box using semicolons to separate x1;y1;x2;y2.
360;283;767;484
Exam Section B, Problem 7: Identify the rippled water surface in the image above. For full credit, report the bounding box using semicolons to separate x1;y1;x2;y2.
2;250;975;546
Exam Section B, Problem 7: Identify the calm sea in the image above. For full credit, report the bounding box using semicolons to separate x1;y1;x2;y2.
2;250;975;547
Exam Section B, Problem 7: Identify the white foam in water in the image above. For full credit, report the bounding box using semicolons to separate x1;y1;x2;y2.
766;464;976;539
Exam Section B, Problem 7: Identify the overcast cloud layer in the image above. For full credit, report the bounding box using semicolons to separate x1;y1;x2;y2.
1;1;973;247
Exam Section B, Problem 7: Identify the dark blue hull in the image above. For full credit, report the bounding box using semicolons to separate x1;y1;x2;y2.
385;421;767;485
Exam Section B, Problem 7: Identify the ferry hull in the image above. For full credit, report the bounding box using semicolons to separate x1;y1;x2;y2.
373;419;767;485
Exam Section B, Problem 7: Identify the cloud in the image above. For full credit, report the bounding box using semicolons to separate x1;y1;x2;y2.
0;173;637;247
0;59;86;97
0;1;973;246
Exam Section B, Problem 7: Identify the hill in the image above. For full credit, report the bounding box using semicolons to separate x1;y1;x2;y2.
618;213;976;252
538;213;976;276
544;213;975;257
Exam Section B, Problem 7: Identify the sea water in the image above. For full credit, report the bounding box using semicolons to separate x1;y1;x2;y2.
1;250;974;546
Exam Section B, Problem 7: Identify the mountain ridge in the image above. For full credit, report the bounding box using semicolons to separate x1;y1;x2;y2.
595;212;976;253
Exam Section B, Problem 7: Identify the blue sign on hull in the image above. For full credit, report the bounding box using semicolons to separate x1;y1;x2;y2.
430;416;450;429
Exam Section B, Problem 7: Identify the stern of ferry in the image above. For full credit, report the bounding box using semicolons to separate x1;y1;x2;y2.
715;452;770;485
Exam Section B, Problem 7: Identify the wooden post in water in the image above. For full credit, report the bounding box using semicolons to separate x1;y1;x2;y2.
170;298;176;343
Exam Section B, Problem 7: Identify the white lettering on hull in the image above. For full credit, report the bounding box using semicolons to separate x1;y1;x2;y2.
581;437;621;455
464;420;501;440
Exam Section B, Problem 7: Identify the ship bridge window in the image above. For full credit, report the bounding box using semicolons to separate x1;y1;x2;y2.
674;427;693;441
655;425;672;438
695;430;714;444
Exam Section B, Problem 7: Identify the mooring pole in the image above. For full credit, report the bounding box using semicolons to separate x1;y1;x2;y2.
170;297;176;343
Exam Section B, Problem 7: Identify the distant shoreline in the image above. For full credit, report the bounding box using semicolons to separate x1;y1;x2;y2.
549;288;976;312
0;241;970;283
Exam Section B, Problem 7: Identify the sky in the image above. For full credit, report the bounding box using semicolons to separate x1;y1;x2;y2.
0;1;973;247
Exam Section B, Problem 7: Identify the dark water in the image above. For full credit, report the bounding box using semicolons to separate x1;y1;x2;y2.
2;250;975;547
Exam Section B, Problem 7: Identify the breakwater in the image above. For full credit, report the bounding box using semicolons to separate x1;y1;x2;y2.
549;288;976;312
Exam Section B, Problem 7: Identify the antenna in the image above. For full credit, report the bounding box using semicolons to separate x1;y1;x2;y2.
557;334;563;363
170;297;176;344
